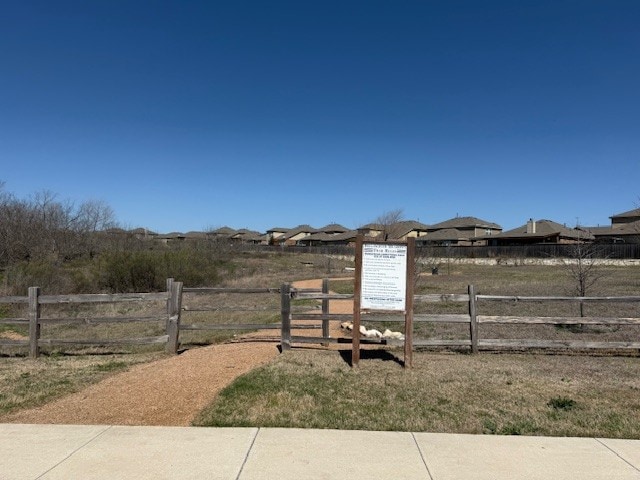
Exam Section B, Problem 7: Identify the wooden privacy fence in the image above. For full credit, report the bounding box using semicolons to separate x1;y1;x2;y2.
280;283;640;354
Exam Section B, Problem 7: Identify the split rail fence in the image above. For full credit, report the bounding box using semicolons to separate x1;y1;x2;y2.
1;279;639;357
281;284;640;353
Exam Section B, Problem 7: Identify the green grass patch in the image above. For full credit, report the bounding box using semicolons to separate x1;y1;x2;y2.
548;396;577;411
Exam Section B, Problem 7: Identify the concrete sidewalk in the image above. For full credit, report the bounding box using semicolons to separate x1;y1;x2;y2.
1;424;639;480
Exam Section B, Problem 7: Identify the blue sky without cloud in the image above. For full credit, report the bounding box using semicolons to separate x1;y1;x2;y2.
1;1;639;233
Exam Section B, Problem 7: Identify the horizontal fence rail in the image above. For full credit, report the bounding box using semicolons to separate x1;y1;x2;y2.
2;277;639;358
0;285;176;358
281;282;640;355
174;285;283;350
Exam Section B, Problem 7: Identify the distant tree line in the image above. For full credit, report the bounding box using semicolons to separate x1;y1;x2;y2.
0;183;230;295
0;184;116;266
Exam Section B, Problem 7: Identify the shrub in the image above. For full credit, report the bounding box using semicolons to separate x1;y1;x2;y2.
99;249;225;293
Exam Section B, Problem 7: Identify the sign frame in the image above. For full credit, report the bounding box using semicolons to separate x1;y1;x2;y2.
353;235;415;368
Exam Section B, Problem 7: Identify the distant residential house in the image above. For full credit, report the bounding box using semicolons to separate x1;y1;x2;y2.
184;231;209;241
485;219;593;246
318;223;349;235
357;220;430;241
244;232;268;244
229;228;262;243
297;224;351;246
129;228;158;240
266;227;290;245
281;225;317;246
356;223;385;239
209;226;237;240
157;232;186;244
611;208;640;227
418;216;502;246
324;230;359;246
586;208;640;244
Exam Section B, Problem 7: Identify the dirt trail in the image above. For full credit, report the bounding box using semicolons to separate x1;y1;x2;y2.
1;279;353;426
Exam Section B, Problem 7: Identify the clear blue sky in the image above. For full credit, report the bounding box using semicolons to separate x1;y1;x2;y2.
2;1;638;233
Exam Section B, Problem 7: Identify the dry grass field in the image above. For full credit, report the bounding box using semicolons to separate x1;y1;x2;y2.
193;348;640;438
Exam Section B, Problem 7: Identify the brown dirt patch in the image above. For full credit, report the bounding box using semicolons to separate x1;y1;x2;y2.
2;342;279;426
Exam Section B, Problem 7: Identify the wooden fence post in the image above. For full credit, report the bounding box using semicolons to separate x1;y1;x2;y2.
165;277;174;330
166;281;183;354
469;284;478;354
28;286;41;359
321;278;329;346
280;283;291;351
404;237;415;368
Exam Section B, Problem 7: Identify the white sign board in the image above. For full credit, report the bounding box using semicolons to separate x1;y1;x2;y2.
361;243;407;311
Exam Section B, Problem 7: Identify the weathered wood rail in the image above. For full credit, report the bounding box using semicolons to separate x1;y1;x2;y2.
0;279;290;357
280;283;640;354
0;285;176;358
2;279;639;357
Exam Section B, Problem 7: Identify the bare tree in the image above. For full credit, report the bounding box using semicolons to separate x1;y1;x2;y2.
374;208;404;241
0;185;118;265
563;229;607;317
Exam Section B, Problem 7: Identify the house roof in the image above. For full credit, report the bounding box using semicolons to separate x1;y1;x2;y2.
428;216;501;230
358;220;430;239
318;223;349;233
418;228;470;242
610;208;640;220
589;220;640;236
282;224;317;240
243;232;268;243
489;219;593;241
325;230;359;242
358;222;384;231
267;227;290;234
386;220;431;239
184;231;208;239
209;226;236;236
230;229;262;241
300;232;334;242
584;226;614;235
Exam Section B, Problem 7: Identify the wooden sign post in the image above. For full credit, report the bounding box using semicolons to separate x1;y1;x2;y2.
353;235;415;368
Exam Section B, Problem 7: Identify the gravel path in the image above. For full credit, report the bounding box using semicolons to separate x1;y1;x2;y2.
2;279;352;426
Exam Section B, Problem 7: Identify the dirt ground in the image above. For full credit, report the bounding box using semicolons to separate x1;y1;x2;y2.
1;279;352;426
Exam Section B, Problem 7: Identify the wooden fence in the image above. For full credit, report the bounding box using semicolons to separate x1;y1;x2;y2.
0;279;290;358
169;283;283;354
281;283;640;354
281;280;353;349
0;284;177;358
2;279;639;357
